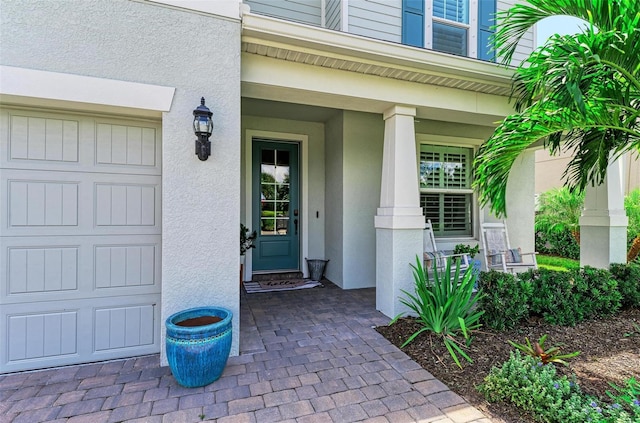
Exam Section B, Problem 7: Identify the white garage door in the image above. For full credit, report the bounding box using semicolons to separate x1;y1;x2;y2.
0;108;162;373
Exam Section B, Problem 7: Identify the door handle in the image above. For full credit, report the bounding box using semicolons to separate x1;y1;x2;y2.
294;218;298;235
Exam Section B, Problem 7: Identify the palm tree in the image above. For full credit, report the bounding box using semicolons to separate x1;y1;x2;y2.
473;0;640;217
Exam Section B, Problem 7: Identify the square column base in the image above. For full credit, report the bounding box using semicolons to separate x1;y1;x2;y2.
376;227;423;318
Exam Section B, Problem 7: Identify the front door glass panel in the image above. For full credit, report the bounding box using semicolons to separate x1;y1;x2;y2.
260;149;290;235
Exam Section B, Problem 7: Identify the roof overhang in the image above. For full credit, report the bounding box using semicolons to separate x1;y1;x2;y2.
241;13;514;99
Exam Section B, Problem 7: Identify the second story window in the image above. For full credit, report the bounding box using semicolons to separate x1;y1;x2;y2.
402;0;495;61
432;0;469;56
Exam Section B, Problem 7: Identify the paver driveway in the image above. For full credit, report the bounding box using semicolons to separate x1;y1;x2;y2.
0;282;491;422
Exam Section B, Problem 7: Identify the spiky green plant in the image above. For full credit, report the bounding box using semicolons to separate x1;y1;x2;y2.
389;256;484;368
474;0;640;217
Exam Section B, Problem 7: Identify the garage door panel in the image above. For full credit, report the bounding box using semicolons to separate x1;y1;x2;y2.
96;122;158;168
1;110;161;176
8;114;80;163
1;295;160;373
94;304;155;351
2;235;161;305
8;180;79;227
2;170;161;237
7;310;78;362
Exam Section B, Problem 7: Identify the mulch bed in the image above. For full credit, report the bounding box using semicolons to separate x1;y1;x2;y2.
376;308;640;423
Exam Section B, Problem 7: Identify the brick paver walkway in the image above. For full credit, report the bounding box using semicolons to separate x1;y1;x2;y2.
0;283;491;422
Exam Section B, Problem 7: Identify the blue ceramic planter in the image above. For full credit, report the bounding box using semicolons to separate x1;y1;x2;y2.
165;306;232;388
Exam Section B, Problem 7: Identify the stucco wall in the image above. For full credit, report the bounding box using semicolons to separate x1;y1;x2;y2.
1;0;242;361
536;149;640;195
325;113;345;286
240;115;326;272
342;111;384;289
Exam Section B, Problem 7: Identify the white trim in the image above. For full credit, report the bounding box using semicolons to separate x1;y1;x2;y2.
143;0;241;20
416;134;482;240
321;0;326;28
416;133;483;146
0;66;175;114
341;0;349;32
425;0;434;49
244;129;310;278
468;0;478;58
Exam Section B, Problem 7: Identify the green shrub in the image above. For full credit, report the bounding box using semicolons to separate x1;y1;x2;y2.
478;270;532;330
478;352;638;423
521;268;621;326
390;256;484;368
535;228;580;260
577;267;622;318
609;263;640;308
625;189;640;252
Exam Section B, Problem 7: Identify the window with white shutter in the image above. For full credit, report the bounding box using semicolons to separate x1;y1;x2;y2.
419;144;473;236
432;0;469;56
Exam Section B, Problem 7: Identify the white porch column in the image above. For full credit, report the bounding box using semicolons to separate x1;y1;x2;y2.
579;158;628;268
375;105;424;318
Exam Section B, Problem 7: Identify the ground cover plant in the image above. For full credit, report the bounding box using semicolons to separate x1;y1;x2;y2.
377;263;640;422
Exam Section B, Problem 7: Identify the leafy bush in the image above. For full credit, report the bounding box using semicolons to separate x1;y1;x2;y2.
607;378;640;417
390;256;484;368
478;352;638;423
625;189;640;252
535;187;584;236
577;267;622;318
535;228;580;260
609;263;640;308
520;268;621;326
521;269;582;325
478;270;532;330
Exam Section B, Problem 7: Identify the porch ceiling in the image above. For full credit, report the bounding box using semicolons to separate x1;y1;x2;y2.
241;13;514;98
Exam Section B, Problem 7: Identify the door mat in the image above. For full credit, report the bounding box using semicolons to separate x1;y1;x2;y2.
243;279;323;294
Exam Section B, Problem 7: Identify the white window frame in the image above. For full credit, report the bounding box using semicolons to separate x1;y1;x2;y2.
416;134;481;240
425;0;478;58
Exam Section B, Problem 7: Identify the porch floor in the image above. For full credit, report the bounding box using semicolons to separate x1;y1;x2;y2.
0;282;490;422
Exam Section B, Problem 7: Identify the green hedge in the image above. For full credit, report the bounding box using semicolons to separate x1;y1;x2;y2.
479;263;636;328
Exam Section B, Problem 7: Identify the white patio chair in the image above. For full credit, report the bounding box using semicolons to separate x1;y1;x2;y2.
481;221;538;273
423;219;469;275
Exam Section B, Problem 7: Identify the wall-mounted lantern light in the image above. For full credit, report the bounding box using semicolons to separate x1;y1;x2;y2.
193;97;213;161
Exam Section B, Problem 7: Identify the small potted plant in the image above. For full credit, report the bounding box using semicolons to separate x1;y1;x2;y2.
240;224;257;284
454;243;482;278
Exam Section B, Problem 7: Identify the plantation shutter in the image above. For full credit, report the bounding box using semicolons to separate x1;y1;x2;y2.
432;22;468;56
419;145;473;236
433;0;468;23
478;0;496;61
402;0;425;47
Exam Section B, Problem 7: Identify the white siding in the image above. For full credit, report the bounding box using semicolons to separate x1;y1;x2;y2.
246;0;322;26
348;0;402;43
497;0;535;66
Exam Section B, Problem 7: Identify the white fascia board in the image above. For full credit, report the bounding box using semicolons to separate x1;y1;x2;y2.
242;54;514;118
242;13;513;87
0;66;175;113
144;0;241;20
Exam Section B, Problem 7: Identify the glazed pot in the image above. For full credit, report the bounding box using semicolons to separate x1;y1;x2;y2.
165;306;232;388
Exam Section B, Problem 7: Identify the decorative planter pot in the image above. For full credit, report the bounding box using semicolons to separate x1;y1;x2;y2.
165;306;232;388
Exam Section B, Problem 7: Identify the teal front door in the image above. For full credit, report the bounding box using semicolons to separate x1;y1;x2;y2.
252;140;300;271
